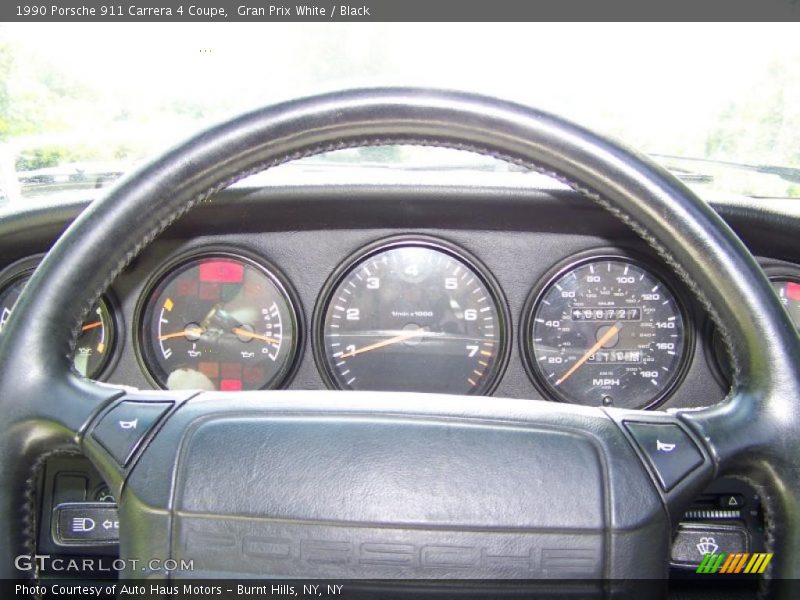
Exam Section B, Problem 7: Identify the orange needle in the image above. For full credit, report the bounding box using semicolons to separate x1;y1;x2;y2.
555;322;623;386
341;329;432;358
158;326;204;341
81;321;102;332
232;327;281;345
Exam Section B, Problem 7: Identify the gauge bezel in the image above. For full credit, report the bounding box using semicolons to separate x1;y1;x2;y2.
706;260;800;387
312;235;511;395
0;254;119;380
134;247;303;391
0;255;43;288
521;249;695;410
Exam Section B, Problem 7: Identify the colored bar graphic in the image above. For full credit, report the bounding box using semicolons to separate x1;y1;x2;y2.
744;554;763;574
697;553;773;575
697;553;727;573
758;553;773;573
696;553;712;573
719;553;736;573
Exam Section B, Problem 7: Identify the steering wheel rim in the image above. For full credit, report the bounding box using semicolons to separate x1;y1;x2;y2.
1;88;798;593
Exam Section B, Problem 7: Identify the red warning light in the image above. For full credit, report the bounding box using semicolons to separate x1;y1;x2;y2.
220;379;243;391
786;281;800;302
199;260;245;283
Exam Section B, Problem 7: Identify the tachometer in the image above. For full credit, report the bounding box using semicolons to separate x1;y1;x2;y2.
137;251;300;391
315;237;509;394
523;255;691;409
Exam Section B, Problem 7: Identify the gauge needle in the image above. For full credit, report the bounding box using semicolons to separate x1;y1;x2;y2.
555;322;623;387
341;329;434;358
158;326;205;341
232;327;281;345
81;321;102;332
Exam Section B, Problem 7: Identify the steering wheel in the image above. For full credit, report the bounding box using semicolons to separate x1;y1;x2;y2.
1;89;798;596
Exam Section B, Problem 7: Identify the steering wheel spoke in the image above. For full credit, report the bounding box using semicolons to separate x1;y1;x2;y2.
677;386;800;584
80;390;197;503
96;391;677;580
0;369;123;568
603;407;716;526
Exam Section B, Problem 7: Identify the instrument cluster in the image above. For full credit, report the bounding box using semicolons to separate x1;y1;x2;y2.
2;235;798;409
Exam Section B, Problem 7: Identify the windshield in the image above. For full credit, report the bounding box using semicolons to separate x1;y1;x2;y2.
1;22;798;204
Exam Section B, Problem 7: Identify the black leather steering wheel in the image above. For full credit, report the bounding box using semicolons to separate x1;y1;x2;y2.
1;89;798;596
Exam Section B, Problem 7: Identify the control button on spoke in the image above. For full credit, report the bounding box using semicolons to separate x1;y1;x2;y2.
91;400;172;466
624;421;704;491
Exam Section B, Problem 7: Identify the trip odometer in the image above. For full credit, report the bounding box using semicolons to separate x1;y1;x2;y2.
138;252;299;391
316;238;509;394
524;256;690;409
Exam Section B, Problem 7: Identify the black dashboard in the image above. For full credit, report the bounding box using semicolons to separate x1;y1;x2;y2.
2;176;799;581
2;181;799;410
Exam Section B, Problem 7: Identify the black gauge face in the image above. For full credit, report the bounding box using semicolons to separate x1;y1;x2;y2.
139;254;299;391
712;276;800;382
525;257;690;409
317;239;508;394
0;273;114;379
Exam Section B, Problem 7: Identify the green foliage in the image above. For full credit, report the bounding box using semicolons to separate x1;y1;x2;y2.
0;44;14;139
14;141;146;172
14;145;105;171
0;39;98;142
15;146;63;171
706;57;800;168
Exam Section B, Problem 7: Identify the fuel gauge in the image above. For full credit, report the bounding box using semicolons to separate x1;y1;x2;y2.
0;257;116;379
73;300;116;378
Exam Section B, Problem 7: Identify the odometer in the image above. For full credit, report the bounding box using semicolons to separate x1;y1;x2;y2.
524;256;690;409
315;238;509;394
138;252;299;391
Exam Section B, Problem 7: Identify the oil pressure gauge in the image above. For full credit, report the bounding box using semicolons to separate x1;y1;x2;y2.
137;251;300;391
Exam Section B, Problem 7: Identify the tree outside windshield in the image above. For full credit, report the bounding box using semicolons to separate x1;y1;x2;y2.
0;22;798;202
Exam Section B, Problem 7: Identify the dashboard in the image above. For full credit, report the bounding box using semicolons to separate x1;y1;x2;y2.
2;178;799;414
3;173;800;582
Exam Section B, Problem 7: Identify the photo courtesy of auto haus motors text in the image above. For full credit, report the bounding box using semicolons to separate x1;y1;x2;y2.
16;583;345;598
1;1;799;600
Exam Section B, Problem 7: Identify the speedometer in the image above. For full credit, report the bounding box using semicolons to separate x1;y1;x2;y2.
315;237;509;394
523;255;691;409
